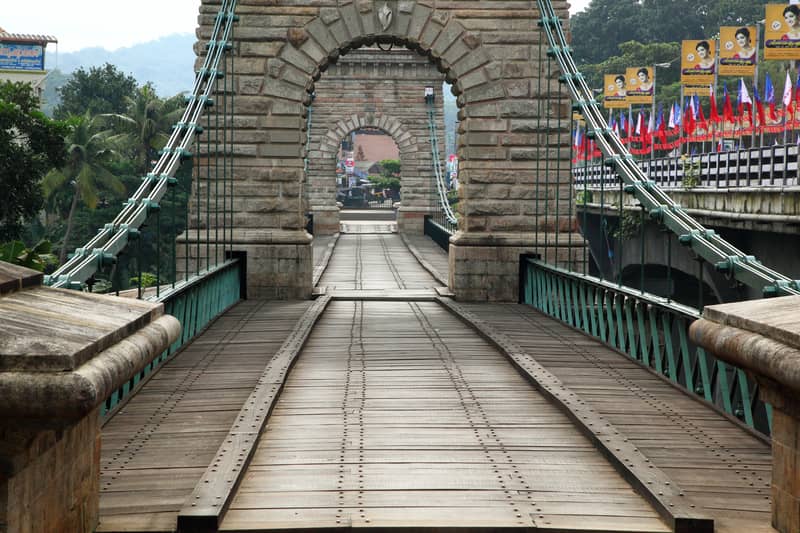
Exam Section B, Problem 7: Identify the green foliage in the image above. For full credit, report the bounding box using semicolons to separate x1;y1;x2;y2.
378;159;401;176
53;63;137;120
367;175;401;192
446;189;459;207
0;81;67;242
575;189;594;206
572;0;771;66
101;84;183;174
581;41;681;102
42;113;125;262
612;211;641;241
0;240;55;272
680;155;701;189
129;271;158;288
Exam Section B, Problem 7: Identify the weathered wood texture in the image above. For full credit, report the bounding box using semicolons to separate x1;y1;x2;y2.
97;300;312;532
317;233;441;291
462;303;776;533
220;300;670;532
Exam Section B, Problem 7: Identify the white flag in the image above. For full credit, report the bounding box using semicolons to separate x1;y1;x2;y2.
783;71;793;108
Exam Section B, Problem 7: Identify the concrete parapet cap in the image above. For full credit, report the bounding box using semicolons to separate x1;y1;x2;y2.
310;206;341;213
0;314;180;424
0;261;42;296
1;287;167;372
450;231;586;247
690;296;800;398
701;295;800;351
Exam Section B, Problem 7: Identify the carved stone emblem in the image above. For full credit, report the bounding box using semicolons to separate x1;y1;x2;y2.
378;2;393;31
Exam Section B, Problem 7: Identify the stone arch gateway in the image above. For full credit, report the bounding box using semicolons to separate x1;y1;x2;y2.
306;47;446;235
309;113;424;234
192;0;579;301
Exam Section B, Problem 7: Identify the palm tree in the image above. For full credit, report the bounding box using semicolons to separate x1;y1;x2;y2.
43;113;125;263
102;84;182;174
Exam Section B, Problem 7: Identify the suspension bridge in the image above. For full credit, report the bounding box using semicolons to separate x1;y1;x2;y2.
2;1;800;533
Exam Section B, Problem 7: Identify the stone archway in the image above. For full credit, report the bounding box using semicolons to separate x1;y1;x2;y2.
195;0;577;301
309;114;424;234
305;47;446;235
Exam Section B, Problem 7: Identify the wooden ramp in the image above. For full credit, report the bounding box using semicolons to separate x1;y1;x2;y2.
97;232;775;533
219;300;670;532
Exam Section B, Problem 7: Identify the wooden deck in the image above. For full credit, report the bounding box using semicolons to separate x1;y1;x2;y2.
98;228;775;533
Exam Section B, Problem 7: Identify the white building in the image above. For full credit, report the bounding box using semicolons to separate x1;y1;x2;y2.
0;27;57;101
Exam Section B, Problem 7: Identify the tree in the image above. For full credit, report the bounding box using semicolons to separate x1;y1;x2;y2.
43;113;125;263
0;82;67;242
571;0;771;65
103;84;182;174
53;63;137;120
378;159;401;177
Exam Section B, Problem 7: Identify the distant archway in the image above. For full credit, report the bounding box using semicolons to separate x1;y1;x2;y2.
308;113;422;234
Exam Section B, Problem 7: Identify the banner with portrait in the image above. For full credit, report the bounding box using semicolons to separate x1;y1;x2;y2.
764;4;800;60
625;67;654;105
681;40;716;90
719;26;757;76
603;74;628;109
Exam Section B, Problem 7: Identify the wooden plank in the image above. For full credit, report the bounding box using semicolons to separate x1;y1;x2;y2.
438;297;713;533
176;296;332;530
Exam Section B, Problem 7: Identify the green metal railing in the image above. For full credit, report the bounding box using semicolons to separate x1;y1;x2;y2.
45;0;239;297
521;0;799;436
523;258;771;434
102;259;242;418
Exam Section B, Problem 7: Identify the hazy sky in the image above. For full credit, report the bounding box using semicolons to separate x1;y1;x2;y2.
3;0;201;52
4;0;590;53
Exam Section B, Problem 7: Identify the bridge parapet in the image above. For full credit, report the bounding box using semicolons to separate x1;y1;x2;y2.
690;296;800;533
0;261;180;532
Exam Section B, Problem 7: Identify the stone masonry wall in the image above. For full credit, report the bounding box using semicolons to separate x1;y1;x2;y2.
194;0;576;300
0;409;100;533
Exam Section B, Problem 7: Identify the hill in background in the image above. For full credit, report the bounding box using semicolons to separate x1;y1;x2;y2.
40;34;459;153
43;33;196;115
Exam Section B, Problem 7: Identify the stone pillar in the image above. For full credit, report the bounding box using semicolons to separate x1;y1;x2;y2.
0;262;180;532
689;295;800;533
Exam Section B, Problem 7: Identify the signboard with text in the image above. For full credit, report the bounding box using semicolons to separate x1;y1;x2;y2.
603;74;628;109
0;43;45;71
764;4;800;60
719;26;757;76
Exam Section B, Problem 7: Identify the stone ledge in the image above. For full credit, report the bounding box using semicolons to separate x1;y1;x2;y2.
178;228;312;245
699;295;800;352
450;231;587;248
690;318;800;403
0;262;42;296
1;288;167;372
0;314;180;424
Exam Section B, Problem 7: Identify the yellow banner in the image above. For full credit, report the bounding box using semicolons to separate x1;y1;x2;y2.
603;74;628;109
683;85;711;97
765;4;800;60
719;26;757;76
625;67;654;105
681;40;715;90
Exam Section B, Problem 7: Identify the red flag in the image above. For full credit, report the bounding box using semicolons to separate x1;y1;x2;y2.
684;99;696;136
697;100;708;131
723;84;735;124
709;87;721;124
